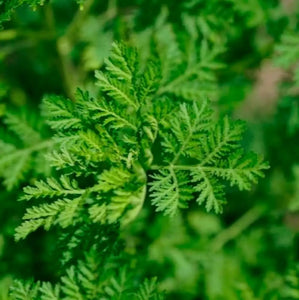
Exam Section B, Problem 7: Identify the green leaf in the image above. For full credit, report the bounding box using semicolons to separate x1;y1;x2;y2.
10;280;40;300
161;100;212;164
61;267;83;300
95;71;139;110
150;169;192;216
191;168;226;213
22;176;84;201
42;95;82;131
135;278;164;300
39;282;60;300
86;97;138;131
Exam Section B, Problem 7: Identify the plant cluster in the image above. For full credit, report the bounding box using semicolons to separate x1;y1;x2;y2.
0;0;298;299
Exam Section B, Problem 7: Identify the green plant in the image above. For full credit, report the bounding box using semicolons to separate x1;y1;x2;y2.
0;0;298;299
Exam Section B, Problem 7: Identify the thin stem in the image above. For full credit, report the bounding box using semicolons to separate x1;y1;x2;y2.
151;164;261;174
56;36;77;100
53;188;86;196
106;0;117;18
0;29;54;41
64;0;95;43
171;128;195;167
150;164;201;171
210;205;266;252
44;3;77;100
52;0;99;99
0;30;18;40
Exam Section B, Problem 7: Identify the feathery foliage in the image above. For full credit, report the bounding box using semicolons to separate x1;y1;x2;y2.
9;41;267;245
11;226;163;300
150;101;268;214
13;41;268;242
275;30;299;87
0;0;286;298
0;109;53;190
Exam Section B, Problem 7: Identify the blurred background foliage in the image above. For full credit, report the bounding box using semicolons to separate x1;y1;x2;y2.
0;0;299;299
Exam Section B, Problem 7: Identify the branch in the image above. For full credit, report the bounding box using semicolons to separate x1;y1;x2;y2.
210;205;266;252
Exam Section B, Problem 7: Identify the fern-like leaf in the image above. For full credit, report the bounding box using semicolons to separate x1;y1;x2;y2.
150;100;268;214
150;169;192;216
0;110;53;190
61;267;83;300
95;71;139;110
86;97;138;131
42;95;82;131
135;277;163;300
22;176;84;201
39;282;60;300
191;168;226;213
10;280;40;300
161;100;212;164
